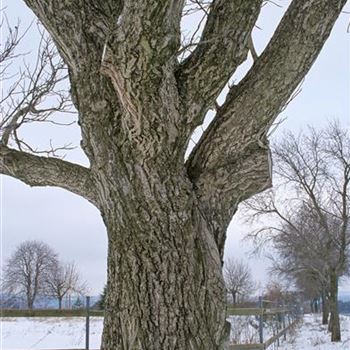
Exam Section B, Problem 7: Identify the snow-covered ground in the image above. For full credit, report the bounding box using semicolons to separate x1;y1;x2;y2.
227;315;260;344
1;317;103;349
1;314;349;349
279;314;350;350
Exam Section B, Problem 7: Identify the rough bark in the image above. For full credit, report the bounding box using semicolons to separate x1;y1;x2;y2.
177;0;263;128
100;174;227;349
2;0;346;349
0;145;98;207
328;272;341;341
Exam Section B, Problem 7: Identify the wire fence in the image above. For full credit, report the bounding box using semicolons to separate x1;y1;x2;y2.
1;296;103;350
2;296;302;350
227;297;303;350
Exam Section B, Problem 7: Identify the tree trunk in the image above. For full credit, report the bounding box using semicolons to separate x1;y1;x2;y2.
232;292;237;306
27;299;34;310
26;292;34;310
321;291;329;325
310;300;314;313
58;297;63;310
328;272;341;341
314;298;319;313
99;174;228;350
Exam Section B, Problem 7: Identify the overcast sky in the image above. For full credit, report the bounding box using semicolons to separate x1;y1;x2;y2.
1;0;350;295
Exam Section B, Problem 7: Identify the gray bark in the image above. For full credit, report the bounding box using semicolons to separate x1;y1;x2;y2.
1;0;347;348
101;192;227;349
0;145;98;206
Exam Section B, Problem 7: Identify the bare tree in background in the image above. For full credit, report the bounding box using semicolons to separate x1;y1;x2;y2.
268;212;330;322
2;240;58;309
44;262;87;310
0;1;347;347
294;270;324;316
263;280;285;304
272;208;336;325
224;258;255;305
245;122;350;342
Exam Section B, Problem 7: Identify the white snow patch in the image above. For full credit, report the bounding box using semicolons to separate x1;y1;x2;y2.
279;314;350;350
1;314;349;349
1;317;103;349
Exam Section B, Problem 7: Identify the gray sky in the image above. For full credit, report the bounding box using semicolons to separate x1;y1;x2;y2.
1;0;350;295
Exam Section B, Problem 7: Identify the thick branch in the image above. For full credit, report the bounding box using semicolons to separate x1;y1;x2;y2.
187;0;346;230
100;1;186;143
22;1;128;168
0;145;98;207
23;0;123;70
177;0;263;129
113;0;184;58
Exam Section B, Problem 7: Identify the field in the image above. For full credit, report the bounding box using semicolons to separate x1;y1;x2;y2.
278;314;350;350
1;317;103;349
1;314;349;349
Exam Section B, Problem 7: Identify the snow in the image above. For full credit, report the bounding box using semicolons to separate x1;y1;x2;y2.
1;314;349;349
1;317;103;349
279;314;350;350
228;315;261;344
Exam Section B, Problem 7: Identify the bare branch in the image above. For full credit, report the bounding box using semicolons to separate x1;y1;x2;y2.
248;34;258;62
0;24;75;156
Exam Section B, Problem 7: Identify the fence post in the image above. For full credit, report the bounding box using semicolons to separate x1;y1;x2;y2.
259;296;264;344
85;296;90;350
276;314;280;347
